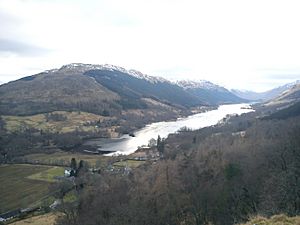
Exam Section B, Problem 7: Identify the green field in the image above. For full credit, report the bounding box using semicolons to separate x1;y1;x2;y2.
27;166;65;182
23;151;111;168
23;152;145;170
2;111;109;134
113;159;145;168
0;164;64;213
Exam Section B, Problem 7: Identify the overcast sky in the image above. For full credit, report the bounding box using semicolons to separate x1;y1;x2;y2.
0;0;299;92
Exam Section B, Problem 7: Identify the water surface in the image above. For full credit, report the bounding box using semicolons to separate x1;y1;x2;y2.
85;103;254;155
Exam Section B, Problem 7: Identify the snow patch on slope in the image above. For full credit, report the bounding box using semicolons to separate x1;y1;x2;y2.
176;80;226;91
45;63;169;84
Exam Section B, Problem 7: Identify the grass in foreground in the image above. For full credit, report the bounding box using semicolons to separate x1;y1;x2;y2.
0;164;63;214
240;214;300;225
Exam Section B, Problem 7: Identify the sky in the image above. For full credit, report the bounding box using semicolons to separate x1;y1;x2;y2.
0;0;300;92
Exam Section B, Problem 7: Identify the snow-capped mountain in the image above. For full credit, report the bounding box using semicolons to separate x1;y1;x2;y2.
266;82;300;106
231;80;300;101
45;63;168;84
176;80;227;91
0;62;249;116
176;80;246;105
1;63;201;115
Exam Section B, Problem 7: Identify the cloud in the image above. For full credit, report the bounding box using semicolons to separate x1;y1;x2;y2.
262;71;300;81
0;38;49;56
0;0;300;91
0;8;49;56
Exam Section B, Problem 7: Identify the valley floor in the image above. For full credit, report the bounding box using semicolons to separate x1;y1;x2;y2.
0;164;60;214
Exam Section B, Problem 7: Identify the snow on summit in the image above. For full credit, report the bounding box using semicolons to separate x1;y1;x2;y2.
44;63;168;84
176;80;226;91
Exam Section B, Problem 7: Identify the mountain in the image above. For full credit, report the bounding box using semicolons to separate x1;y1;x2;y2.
0;66;120;115
83;65;203;109
177;80;246;105
264;101;300;120
266;83;300;106
0;63;203;116
231;80;300;101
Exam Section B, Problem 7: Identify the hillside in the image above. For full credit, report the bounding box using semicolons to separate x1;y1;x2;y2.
271;83;300;103
0;67;120;116
85;69;202;109
177;80;246;104
240;214;300;225
54;100;300;225
231;80;300;101
263;101;300;120
264;83;300;108
0;63;206;117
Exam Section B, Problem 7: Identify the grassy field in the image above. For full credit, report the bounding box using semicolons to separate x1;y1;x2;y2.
10;213;59;225
240;214;300;225
23;151;111;168
2;111;108;133
113;159;145;168
24;152;146;169
27;166;65;182
0;164;64;214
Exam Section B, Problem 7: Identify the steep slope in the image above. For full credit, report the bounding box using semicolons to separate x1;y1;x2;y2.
177;80;246;105
266;83;300;106
0;66;120;115
0;63;204;116
84;68;203;108
275;83;300;102
264;101;300;120
231;80;300;101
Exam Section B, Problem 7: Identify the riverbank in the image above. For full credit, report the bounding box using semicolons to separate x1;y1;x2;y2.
82;103;253;155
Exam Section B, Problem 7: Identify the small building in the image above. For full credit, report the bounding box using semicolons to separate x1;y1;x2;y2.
64;168;75;177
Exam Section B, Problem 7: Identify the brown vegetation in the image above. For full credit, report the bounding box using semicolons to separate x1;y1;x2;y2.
10;213;60;225
54;110;300;225
239;214;300;225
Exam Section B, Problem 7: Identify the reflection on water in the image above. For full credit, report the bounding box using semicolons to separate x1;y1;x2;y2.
86;103;254;155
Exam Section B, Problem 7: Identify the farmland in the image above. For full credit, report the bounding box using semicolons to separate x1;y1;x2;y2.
27;166;64;182
0;164;64;214
2;111;109;134
21;151;111;168
21;151;146;169
113;159;145;168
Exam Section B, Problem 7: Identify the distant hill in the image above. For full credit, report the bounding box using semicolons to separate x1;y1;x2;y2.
265;83;300;107
264;101;300;120
177;80;246;105
0;63;251;116
85;69;202;109
0;66;119;115
0;63;204;116
231;80;300;101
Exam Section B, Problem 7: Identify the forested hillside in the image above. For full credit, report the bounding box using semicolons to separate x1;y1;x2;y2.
55;103;300;225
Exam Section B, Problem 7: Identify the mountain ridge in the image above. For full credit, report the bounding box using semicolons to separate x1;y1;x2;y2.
231;80;300;101
0;63;246;116
177;79;246;105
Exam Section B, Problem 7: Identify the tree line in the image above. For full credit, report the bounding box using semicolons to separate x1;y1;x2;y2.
55;111;300;225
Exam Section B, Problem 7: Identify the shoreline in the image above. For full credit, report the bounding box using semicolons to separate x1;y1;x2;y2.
83;103;252;156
